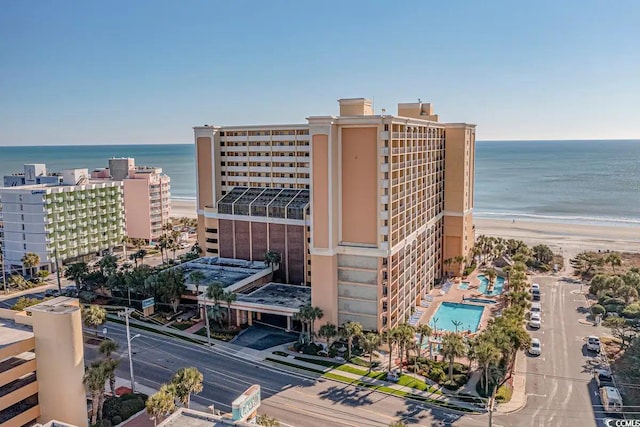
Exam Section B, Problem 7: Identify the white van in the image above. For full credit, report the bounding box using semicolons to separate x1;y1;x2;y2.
600;386;623;413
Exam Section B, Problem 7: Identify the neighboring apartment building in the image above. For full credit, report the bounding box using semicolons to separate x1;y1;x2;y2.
0;297;87;427
0;169;125;272
91;158;171;242
3;164;61;188
194;98;475;331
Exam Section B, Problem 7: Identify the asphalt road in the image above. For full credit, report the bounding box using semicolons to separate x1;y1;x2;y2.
494;274;612;427
85;322;489;427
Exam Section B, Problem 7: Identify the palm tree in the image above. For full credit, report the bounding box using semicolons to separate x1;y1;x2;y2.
383;328;398;372
206;283;224;304
172;367;204;408
416;324;433;359
189;271;206;295
475;340;503;395
361;333;381;372
220;291;237;328
440;333;466;382
256;414;281;426
308;306;324;340
146;383;177;426
341;321;363;360
8;274;30;290
84;361;107;425
605;252;622;274
83;305;107;337
485;269;497;286
454;255;465;276
102;359;119;399
207;303;225;327
21;252;40;277
99;340;119;395
264;250;281;280
137;249;148;265
394;324;414;374
452;320;463;334
443;258;453;276
65;262;89;290
318;323;337;349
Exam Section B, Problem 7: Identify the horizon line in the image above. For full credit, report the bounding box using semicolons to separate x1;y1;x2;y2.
0;138;639;148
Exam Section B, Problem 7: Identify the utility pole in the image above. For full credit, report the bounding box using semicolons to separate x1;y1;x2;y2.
488;386;496;427
118;308;137;393
1;245;7;295
203;295;211;346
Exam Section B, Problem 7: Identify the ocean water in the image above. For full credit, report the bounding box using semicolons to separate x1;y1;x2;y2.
474;140;640;226
0;140;638;226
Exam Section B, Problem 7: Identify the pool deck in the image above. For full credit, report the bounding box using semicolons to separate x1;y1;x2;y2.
417;271;504;337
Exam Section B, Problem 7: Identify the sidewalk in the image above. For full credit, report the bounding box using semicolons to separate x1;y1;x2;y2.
496;351;527;413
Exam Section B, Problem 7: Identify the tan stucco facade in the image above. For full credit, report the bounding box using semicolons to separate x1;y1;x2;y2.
0;298;87;427
193;98;475;332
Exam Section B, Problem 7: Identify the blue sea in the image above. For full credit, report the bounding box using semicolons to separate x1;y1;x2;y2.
0;140;638;227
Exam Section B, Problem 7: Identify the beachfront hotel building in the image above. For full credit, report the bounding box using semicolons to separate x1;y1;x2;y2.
194;98;475;331
0;169;125;273
91;158;171;241
0;297;87;427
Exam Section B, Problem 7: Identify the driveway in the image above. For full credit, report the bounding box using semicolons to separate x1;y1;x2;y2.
231;324;298;350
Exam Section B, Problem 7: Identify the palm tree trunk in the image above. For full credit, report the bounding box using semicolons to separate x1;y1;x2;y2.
449;357;454;381
187;392;191;409
348;336;352;360
110;375;116;395
91;391;99;424
369;351;373;373
388;343;393;371
484;364;489;396
227;305;232;329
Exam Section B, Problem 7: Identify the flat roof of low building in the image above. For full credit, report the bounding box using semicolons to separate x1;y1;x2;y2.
0;320;33;349
181;257;271;291
158;408;254;427
237;283;311;309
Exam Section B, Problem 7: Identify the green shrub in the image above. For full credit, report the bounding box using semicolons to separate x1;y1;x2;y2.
604;304;622;314
102;397;122;420
495;384;513;403
590;304;606;316
428;367;446;383
452;363;468;375
91;420;112;427
453;373;468;387
602;297;626;306
111;415;122;425
120;399;144;420
442;380;461;390
622;303;640;318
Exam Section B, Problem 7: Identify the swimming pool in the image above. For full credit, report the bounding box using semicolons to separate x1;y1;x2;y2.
429;302;485;333
458;282;470;290
478;275;505;296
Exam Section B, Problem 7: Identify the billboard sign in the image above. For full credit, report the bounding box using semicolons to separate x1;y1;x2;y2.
232;385;261;421
141;297;155;309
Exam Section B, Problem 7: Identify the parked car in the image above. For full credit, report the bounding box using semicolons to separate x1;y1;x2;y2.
529;338;542;356
600;386;624;413
44;289;60;297
587;336;601;353
528;312;541;329
531;289;541;301
529;302;541;318
531;283;540;292
594;369;614;387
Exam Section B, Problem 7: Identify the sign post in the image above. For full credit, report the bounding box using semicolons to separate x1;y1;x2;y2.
141;297;155;317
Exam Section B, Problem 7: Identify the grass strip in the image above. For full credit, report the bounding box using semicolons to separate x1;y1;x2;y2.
294;355;343;368
322;372;477;413
107;316;205;345
265;357;325;374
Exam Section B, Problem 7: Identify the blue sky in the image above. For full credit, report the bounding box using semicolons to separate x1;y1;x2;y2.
1;1;639;146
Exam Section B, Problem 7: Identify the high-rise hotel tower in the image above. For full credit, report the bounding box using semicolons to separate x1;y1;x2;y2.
194;98;475;331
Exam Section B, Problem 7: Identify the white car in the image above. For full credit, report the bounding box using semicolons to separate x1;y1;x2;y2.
531;283;540;292
528;312;541;329
587;336;601;353
529;338;541;356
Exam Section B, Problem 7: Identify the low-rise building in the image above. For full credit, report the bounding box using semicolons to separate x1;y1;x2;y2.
0;297;87;427
0;170;125;272
3;164;61;188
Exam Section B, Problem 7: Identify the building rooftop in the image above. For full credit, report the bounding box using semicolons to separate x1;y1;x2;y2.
181;257;271;291
237;283;311;309
26;297;81;315
218;187;309;219
0;320;33;349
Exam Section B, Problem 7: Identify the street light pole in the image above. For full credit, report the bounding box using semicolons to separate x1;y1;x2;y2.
118;308;136;393
1;246;7;295
203;295;211;346
53;248;62;292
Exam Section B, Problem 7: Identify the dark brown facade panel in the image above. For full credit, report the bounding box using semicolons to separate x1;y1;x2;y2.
269;223;287;279
251;222;268;261
218;219;235;258
234;221;251;260
286;225;305;284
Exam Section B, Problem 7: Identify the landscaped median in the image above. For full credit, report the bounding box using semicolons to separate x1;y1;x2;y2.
265;352;485;413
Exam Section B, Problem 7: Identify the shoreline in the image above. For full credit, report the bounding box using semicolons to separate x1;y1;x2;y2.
170;198;640;255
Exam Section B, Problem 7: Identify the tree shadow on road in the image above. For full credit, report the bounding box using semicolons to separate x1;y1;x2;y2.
317;383;375;406
393;397;469;427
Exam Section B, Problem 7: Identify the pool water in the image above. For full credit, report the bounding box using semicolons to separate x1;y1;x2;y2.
478;275;505;296
429;302;485;333
458;282;470;290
